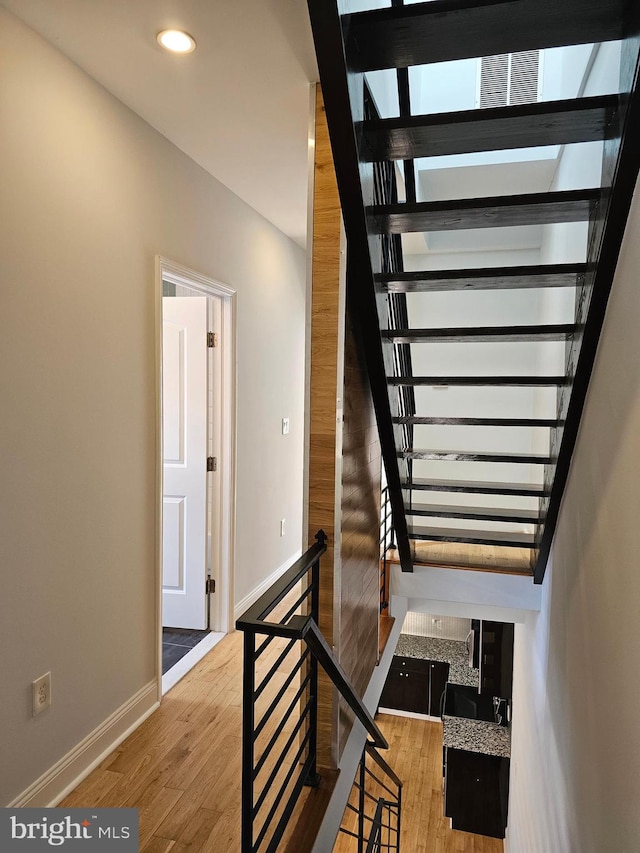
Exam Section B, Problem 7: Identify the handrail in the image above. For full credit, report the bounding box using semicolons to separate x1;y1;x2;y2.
299;617;389;750
236;534;327;629
365;741;403;790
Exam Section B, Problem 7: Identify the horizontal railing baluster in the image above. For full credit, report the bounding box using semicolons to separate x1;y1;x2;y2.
253;674;312;767
253;638;299;700
253;710;313;814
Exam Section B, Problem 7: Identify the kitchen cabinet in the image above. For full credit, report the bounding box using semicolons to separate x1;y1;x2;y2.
444;747;510;839
379;655;449;717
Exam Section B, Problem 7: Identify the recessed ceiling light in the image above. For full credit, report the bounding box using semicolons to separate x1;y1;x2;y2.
157;30;196;54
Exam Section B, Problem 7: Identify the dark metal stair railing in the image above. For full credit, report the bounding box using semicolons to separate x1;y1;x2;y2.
379;485;394;615
338;741;402;852
236;530;390;853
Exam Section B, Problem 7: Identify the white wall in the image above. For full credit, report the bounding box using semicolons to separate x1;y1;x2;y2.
402;611;471;641
0;9;306;806
506;176;640;852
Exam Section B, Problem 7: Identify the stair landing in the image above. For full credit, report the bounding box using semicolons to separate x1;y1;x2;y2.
386;542;534;575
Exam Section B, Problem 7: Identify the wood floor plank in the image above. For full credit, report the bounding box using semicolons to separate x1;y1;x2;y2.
140;837;175;853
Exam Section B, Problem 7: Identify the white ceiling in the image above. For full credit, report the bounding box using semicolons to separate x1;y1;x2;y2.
1;0;319;247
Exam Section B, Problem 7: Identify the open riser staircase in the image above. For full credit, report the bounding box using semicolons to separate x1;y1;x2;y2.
308;0;640;582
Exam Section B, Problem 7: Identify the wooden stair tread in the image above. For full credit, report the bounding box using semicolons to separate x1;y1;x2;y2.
402;477;549;496
399;448;552;463
363;95;620;160
409;525;536;547
389;375;570;386
281;766;340;853
368;189;599;234
383;323;577;343
378;614;396;659
377;262;589;292
346;0;626;72
407;503;541;523
394;416;560;427
386;543;534;575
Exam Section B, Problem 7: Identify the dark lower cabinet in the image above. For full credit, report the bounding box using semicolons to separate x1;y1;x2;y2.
379;655;449;717
444;747;509;839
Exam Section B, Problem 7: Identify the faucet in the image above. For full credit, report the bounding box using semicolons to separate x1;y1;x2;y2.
493;696;504;725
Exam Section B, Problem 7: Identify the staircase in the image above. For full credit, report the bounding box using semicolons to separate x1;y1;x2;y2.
308;0;640;582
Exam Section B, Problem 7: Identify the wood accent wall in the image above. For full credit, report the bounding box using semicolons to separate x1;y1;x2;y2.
338;314;382;754
308;86;344;768
308;86;382;767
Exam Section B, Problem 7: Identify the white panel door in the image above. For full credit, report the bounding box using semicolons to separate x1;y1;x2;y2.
162;296;208;629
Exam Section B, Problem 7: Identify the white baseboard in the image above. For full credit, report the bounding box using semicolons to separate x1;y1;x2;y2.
9;681;159;808
378;707;441;723
234;549;302;621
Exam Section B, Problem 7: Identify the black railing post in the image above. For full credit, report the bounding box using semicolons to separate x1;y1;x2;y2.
304;530;326;788
357;752;366;853
241;629;256;853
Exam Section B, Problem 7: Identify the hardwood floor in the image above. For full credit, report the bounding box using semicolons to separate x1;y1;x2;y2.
333;714;504;853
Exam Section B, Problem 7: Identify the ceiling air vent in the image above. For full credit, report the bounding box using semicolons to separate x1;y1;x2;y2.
479;50;540;109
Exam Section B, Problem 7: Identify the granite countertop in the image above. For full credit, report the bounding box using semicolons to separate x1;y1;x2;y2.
395;633;479;688
443;715;511;759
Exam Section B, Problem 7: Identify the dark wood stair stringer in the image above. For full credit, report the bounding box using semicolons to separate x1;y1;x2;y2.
345;0;628;72
306;0;414;571
409;526;536;549
368;189;599;235
401;478;549;498
362;95;620;161
383;324;577;343
377;262;589;293
399;449;553;464
389;375;570;387
394;416;561;427
407;504;542;524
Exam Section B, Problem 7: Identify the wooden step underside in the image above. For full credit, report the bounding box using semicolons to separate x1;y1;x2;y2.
363;95;620;160
406;503;542;523
377;262;589;293
369;189;599;234
409;525;536;548
346;0;627;71
399;449;552;464
386;542;534;575
383;324;577;343
402;477;549;497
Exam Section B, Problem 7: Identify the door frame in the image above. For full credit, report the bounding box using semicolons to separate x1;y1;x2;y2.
155;256;237;698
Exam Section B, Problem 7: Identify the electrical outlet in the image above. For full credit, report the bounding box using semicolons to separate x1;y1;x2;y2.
280;518;286;537
33;672;51;716
282;417;290;435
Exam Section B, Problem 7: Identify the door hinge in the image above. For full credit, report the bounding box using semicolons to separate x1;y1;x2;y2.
207;456;217;472
206;577;216;595
207;331;217;348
